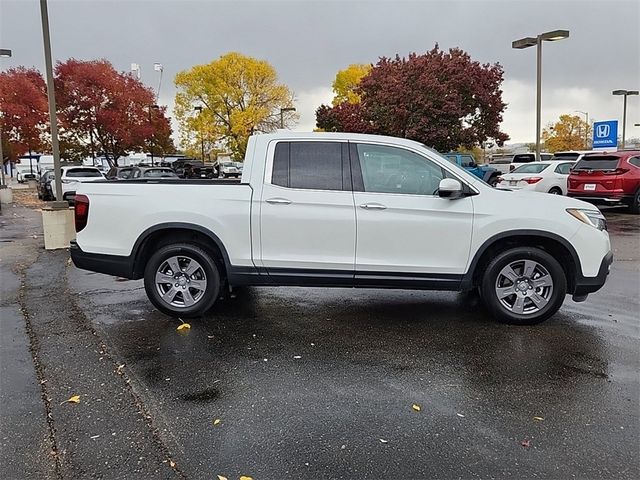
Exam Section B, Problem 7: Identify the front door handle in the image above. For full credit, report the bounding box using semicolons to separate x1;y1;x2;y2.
359;203;387;210
265;197;292;205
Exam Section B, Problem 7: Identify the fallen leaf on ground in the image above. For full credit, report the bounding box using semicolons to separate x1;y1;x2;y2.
240;476;253;480
412;404;421;412
456;413;465;418
533;416;544;421
169;460;176;468
177;322;191;331
61;395;81;405
213;418;221;426
116;364;125;375
293;355;302;359
217;476;228;480
379;438;388;444
520;439;531;448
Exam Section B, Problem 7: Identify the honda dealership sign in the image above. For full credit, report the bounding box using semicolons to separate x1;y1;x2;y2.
592;120;618;150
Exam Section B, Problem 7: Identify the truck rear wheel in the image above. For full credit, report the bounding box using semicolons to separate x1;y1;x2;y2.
144;242;220;318
479;247;566;325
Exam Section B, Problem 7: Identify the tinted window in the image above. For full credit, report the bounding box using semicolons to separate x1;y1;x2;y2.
356;144;444;195
554;162;573;174
118;169;132;179
66;168;103;178
272;141;344;191
628;156;640;167
143;169;176;177
512;154;535;163
460;155;475;167
551;152;580;161
511;163;550;174
574;155;620;171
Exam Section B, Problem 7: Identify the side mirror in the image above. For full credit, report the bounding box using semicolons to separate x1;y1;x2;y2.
438;178;463;199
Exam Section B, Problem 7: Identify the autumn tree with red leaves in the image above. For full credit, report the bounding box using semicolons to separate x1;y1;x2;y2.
0;67;49;165
316;46;509;151
55;59;174;166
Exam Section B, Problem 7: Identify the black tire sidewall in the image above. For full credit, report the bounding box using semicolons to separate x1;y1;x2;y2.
480;247;567;325
144;243;221;318
548;187;562;195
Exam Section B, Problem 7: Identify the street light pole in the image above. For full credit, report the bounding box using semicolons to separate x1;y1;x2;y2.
0;48;12;188
612;90;639;149
194;106;205;162
280;107;296;129
513;29;570;161
39;0;63;203
575;110;589;149
147;104;159;166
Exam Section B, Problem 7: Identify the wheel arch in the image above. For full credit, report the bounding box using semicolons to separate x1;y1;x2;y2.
463;230;581;294
131;223;231;280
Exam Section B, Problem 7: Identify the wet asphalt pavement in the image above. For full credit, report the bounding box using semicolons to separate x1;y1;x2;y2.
1;202;639;479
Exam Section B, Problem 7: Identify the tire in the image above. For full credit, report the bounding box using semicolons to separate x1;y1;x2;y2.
144;242;221;318
479;247;566;325
628;190;640;214
548;187;562;195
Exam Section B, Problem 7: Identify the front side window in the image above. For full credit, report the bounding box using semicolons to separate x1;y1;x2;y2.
272;141;345;191
356;144;444;195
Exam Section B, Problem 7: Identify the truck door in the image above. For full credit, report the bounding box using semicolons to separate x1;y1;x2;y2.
350;142;474;287
259;140;356;284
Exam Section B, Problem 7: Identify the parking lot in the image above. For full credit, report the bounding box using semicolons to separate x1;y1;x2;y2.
0;191;638;479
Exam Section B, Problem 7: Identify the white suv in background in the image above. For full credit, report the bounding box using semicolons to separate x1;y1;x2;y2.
53;166;105;203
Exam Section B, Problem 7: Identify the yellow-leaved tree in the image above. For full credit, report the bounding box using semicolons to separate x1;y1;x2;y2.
174;52;297;160
331;63;372;106
542;114;591;153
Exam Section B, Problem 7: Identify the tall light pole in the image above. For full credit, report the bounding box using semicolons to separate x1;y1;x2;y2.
612;90;639;149
194;106;205;162
512;29;570;161
280;107;296;129
153;63;163;103
40;0;64;204
147;104;159;166
0;48;12;188
575;110;589;149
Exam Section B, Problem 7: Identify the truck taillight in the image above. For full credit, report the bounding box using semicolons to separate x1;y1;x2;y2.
74;194;89;232
523;177;543;184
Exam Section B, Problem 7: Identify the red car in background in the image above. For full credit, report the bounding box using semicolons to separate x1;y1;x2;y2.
568;150;640;214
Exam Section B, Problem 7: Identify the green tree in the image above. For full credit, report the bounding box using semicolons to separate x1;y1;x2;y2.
542;114;591;153
174;52;297;160
331;64;371;106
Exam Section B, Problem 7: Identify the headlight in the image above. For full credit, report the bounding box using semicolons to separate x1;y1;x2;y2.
566;208;607;231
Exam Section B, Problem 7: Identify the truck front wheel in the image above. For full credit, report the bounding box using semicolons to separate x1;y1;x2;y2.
144;243;220;318
479;247;566;325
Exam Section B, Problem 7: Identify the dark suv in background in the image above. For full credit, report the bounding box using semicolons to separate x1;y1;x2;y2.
568;150;640;214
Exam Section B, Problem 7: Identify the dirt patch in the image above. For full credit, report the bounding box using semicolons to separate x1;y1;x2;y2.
11;188;47;209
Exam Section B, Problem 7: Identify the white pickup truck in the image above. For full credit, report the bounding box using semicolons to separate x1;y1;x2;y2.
71;132;612;325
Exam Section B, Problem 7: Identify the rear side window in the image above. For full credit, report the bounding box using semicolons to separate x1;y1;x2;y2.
554;162;573;174
574;155;620;171
512;163;549;174
66;168;103;177
628;156;640;168
512;154;535;163
272;141;346;190
551;153;580;161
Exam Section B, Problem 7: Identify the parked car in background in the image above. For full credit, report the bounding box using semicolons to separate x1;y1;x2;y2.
568;151;640;214
444;153;500;186
53;166;105;203
550;150;594;162
172;159;202;178
72;132;612;326
509;152;554;172
105;166;134;180
234;162;244;174
36;170;55;201
217;161;240;178
15;164;38;183
129;167;178;179
496;160;575;195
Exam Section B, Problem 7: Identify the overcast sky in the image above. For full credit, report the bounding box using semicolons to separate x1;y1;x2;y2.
1;0;639;145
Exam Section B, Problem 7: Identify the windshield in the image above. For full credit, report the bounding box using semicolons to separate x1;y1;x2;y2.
574;156;620;171
221;162;233;167
511;163;550;174
66;168;103;177
512;154;535;163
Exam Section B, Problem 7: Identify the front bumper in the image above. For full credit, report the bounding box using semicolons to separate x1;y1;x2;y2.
572;250;613;300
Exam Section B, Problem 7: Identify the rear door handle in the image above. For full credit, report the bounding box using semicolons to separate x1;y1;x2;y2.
265;197;292;205
359;203;387;210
